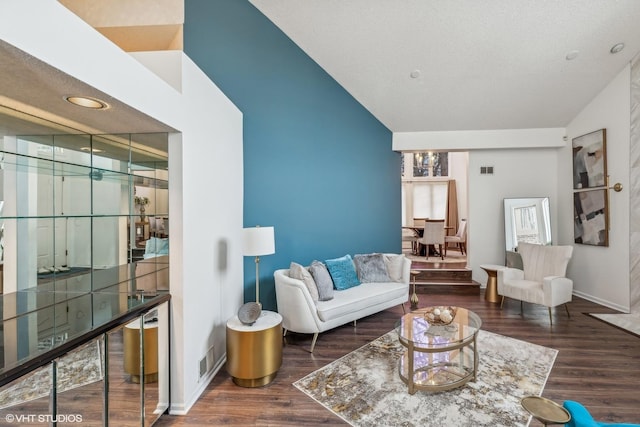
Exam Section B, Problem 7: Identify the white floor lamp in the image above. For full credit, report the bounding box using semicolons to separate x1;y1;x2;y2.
242;225;275;307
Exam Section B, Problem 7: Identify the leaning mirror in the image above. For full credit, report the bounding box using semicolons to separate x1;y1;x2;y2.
503;197;551;253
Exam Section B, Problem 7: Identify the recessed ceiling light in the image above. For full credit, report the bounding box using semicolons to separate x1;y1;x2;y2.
410;70;421;79
610;43;625;54
65;96;109;110
565;50;579;60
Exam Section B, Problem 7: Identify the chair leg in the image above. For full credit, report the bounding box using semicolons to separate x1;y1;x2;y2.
401;303;406;314
309;333;319;353
564;303;571;318
520;300;524;314
283;328;288;337
548;307;553;325
439;244;444;260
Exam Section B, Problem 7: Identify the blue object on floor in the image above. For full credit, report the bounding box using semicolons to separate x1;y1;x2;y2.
563;401;640;427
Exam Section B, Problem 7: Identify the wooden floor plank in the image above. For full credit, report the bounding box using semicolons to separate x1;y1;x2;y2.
156;290;640;426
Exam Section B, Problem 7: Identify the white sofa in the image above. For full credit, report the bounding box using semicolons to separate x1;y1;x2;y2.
274;254;411;352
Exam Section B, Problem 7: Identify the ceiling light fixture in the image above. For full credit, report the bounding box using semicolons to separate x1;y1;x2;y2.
410;70;421;79
65;96;109;110
610;43;625;54
565;50;579;61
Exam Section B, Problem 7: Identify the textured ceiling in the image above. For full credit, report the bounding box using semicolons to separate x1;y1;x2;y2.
250;0;640;132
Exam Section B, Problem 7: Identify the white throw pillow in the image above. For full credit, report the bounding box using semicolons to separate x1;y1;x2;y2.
290;262;319;301
383;254;405;282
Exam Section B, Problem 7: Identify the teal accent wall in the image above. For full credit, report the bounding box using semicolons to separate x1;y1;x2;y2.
184;0;401;310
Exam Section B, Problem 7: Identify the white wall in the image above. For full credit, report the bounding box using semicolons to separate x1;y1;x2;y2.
1;0;245;413
561;65;631;311
467;148;561;283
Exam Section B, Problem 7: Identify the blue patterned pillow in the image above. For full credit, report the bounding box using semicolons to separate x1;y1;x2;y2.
325;255;360;290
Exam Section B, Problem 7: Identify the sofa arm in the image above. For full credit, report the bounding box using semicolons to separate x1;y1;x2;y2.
497;267;524;294
542;276;573;307
274;269;322;334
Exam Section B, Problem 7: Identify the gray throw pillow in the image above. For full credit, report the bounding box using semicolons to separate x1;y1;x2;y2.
308;261;334;301
354;253;392;283
290;262;319;301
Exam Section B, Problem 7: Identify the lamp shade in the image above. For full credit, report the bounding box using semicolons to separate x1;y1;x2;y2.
243;226;275;256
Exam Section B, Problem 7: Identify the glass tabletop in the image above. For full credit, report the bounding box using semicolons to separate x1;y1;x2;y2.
395;306;482;349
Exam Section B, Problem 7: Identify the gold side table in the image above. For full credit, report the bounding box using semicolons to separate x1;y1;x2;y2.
226;310;283;387
410;270;420;309
123;320;159;383
480;264;505;303
521;396;571;425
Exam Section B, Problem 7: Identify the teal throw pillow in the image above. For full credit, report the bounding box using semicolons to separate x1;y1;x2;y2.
325;254;360;290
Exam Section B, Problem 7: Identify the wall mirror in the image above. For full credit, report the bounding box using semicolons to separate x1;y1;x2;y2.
0;125;169;295
503;197;551;253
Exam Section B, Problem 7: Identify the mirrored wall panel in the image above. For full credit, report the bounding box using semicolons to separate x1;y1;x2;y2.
0;132;169;298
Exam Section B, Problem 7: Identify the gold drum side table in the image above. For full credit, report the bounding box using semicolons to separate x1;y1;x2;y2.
521;396;571;425
123;320;159;383
226;310;283;387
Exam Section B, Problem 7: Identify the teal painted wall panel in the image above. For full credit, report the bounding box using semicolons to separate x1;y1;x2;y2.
185;0;401;310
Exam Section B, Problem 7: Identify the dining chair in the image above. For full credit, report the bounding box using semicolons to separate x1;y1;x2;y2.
444;218;467;256
419;219;445;260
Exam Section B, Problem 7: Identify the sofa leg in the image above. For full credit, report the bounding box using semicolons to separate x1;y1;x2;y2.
353;320;357;327
548;307;553;325
309;333;319;353
500;295;505;308
520;300;524;314
564;303;571;318
401;303;406;314
283;328;288;337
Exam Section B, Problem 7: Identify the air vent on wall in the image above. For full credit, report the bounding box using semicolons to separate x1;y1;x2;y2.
480;166;494;175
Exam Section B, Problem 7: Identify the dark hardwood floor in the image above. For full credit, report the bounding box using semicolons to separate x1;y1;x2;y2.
156;289;640;426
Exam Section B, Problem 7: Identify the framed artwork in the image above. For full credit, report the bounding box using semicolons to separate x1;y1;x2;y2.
573;189;608;246
572;129;607;189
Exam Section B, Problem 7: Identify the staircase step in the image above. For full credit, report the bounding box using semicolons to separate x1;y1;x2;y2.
412;269;472;282
413;280;481;295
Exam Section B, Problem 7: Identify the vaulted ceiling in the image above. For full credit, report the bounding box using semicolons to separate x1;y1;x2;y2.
3;1;640;138
250;0;640;132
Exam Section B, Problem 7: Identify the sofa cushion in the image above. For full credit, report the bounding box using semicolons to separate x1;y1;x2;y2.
289;262;319;301
325;254;360;290
353;253;391;283
316;281;407;322
383;254;405;282
309;261;334;301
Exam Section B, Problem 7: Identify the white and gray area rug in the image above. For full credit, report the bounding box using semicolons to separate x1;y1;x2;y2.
294;330;557;427
0;340;103;409
589;312;640;337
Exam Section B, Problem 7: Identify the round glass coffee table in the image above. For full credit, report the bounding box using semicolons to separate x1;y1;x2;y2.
395;306;482;394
